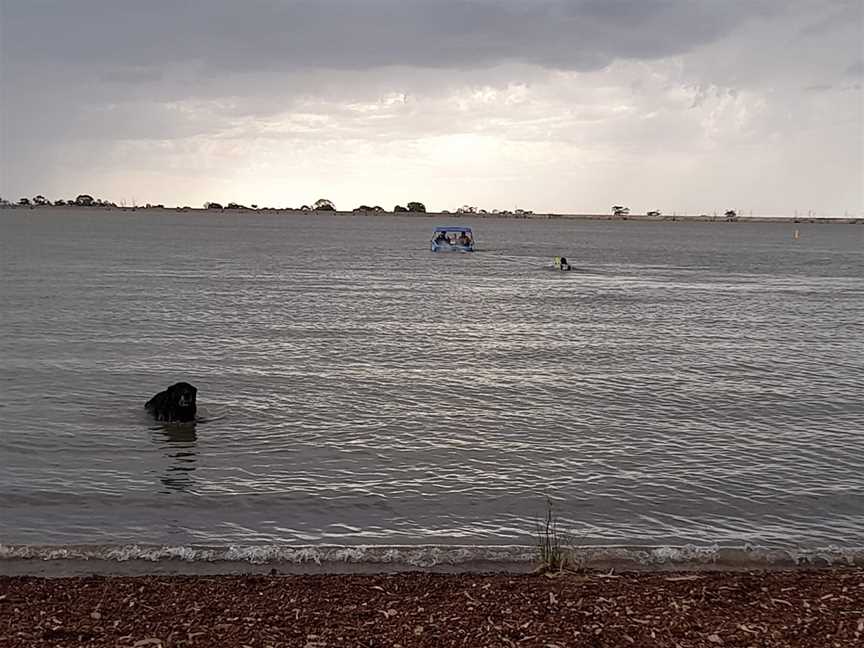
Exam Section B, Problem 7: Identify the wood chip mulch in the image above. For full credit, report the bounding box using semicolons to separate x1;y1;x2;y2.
1;569;863;647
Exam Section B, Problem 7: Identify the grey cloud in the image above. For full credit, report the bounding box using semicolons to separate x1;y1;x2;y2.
1;0;860;214
3;0;776;75
798;0;861;35
804;83;833;92
98;66;166;85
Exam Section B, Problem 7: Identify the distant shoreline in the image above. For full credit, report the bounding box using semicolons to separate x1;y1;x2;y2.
3;204;861;224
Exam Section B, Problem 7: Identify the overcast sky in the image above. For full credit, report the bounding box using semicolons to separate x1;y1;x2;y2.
1;0;861;214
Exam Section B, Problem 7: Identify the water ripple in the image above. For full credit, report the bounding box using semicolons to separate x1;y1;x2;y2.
1;210;862;547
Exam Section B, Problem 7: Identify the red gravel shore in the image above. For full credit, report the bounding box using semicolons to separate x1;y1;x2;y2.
1;569;862;647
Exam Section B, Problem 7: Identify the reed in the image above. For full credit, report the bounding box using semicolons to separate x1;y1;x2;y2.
534;496;570;573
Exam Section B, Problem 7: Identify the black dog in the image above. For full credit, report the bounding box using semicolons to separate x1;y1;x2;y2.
145;382;197;423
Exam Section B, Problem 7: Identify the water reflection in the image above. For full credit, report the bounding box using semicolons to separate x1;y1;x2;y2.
154;424;198;493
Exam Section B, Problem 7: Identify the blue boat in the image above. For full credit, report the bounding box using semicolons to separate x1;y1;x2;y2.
431;226;474;252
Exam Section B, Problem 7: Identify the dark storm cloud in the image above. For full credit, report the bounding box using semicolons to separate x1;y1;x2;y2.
2;0;769;75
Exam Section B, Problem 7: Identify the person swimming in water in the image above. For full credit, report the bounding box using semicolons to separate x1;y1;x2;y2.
554;256;571;271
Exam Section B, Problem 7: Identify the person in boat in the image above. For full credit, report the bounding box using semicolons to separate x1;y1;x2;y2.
434;231;452;246
559;256;571;271
460;232;472;246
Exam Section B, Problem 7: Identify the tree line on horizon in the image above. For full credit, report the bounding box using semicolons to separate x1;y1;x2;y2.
1;193;164;209
1;194;432;213
2;195;534;215
1;195;740;219
3;194;109;208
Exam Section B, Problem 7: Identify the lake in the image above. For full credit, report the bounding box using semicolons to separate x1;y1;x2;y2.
1;208;862;561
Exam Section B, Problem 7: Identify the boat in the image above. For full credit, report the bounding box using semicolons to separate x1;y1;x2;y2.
431;226;474;252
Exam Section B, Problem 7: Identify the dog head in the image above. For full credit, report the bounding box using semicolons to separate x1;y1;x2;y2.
167;382;197;410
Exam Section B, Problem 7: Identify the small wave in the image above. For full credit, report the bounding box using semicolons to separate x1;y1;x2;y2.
2;543;862;572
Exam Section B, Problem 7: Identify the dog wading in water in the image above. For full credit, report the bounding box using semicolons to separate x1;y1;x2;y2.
145;382;198;423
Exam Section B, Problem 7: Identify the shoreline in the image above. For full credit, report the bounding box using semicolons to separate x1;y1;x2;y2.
3;204;861;224
2;569;861;647
3;543;862;578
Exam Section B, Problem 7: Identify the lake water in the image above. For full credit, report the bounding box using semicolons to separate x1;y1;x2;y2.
1;208;862;558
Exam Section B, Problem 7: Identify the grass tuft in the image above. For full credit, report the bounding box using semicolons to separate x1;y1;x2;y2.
534;496;570;574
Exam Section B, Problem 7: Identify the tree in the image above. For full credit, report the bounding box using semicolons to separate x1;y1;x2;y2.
75;194;95;206
353;205;374;212
724;209;737;218
205;202;223;210
612;205;630;216
646;210;661;217
406;201;426;213
313;198;335;211
393;205;408;212
33;195;49;206
18;197;31;206
457;205;477;214
54;199;66;206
